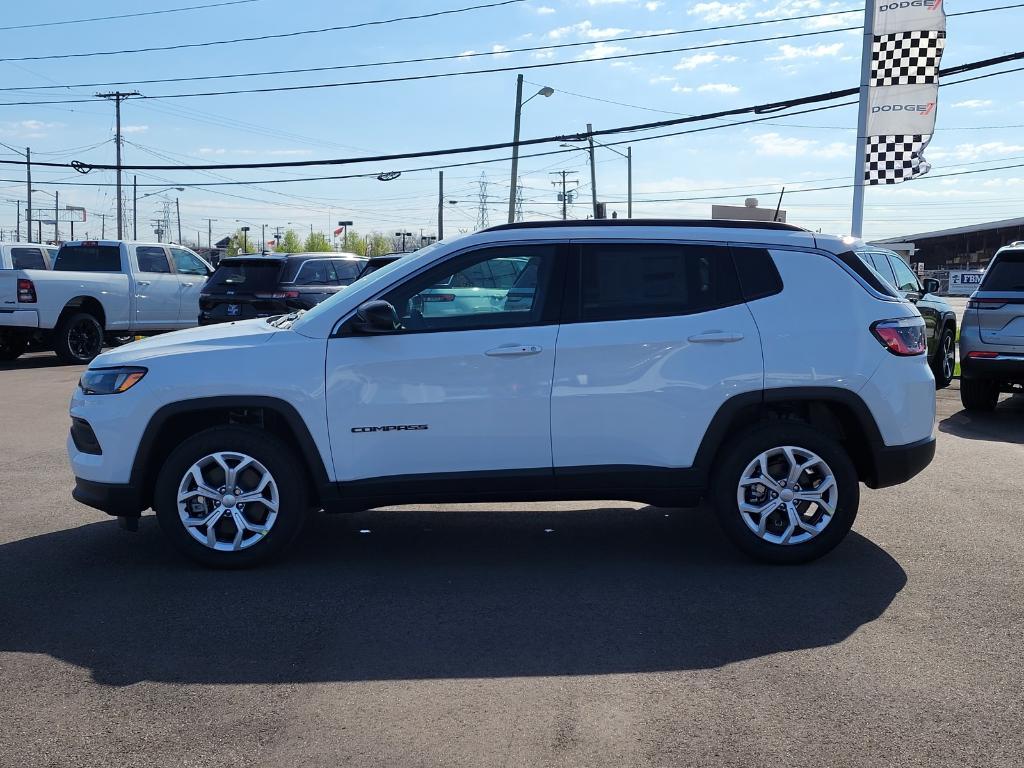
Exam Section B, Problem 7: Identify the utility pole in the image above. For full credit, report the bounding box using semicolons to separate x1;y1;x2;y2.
550;171;578;220
587;123;599;219
507;74;525;224
54;189;59;243
25;147;32;243
515;177;525;222
133;175;138;239
476;172;490;231
627;146;633;219
97;91;140;240
176;197;182;243
15;200;20;242
207;218;217;248
438;170;444;240
100;213;106;239
261;223;266;249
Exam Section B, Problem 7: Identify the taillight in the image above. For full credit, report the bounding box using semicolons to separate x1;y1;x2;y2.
421;293;456;302
17;278;36;303
967;298;1005;309
966;351;999;359
871;317;927;356
254;291;299;299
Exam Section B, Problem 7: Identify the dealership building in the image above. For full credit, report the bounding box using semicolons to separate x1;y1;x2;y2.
871;216;1024;270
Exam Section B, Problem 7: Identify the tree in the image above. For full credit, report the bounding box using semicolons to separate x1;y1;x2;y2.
367;233;392;256
303;231;332;252
227;228;257;255
274;229;303;253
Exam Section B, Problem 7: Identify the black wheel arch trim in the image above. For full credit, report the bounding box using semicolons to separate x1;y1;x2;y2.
127;395;332;513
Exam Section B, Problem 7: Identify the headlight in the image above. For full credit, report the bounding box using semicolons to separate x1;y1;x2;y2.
79;367;148;395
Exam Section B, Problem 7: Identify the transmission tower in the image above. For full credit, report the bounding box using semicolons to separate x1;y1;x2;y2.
515;176;525;222
475;172;489;231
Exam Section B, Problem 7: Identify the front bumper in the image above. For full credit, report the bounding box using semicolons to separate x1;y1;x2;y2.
72;477;146;517
867;436;936;489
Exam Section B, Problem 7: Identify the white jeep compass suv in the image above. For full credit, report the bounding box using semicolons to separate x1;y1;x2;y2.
68;220;936;567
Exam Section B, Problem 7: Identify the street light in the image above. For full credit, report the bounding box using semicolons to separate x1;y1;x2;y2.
561;136;632;219
395;231;412;252
508;75;555;223
337;220;353;251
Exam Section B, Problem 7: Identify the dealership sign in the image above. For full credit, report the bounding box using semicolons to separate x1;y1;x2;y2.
948;270;985;295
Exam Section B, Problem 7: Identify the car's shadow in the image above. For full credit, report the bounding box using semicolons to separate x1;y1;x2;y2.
0;354;72;371
939;392;1024;444
0;505;906;686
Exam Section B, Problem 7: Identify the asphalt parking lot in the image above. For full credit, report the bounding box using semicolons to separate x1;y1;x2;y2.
1;353;1022;768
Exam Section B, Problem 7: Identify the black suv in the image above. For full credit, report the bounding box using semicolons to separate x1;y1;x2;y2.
199;252;367;325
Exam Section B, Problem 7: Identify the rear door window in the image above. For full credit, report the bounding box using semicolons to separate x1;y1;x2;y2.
293;259;338;285
981;251;1024;291
331;259;364;284
53;244;122;272
170;248;209;276
577;243;741;322
136;246;171;274
206;260;284;292
10;247;47;270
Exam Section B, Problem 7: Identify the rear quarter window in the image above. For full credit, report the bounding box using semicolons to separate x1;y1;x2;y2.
981;250;1024;291
54;245;122;272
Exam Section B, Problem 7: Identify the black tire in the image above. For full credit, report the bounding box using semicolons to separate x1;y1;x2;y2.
0;332;27;362
52;312;104;364
960;378;999;412
931;326;956;390
711;422;860;564
154;426;309;568
105;334;136;347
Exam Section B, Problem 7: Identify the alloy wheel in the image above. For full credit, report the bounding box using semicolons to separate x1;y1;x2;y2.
68;320;101;360
176;451;280;552
941;333;955;382
736;446;838;546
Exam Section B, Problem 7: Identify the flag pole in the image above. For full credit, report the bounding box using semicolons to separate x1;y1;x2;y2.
851;0;876;238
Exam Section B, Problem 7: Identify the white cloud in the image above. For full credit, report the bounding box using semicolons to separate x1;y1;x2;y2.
697;82;740;94
688;2;749;22
577;42;629;60
674;52;738;70
458;50;477;58
547;20;627;40
121;125;149;134
672;84;694;93
751;132;851;159
768;42;844;60
0;119;62;138
536;5;556;13
645;1;663;9
491;44;512;58
927;141;1024;162
649;75;675;83
951;99;993;109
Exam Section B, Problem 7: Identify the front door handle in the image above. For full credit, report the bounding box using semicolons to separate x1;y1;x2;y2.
181;282;194;288
688;331;744;344
485;344;542;357
136;281;151;287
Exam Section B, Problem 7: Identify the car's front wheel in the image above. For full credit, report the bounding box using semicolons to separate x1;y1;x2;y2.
932;326;956;389
711;423;859;564
154;426;308;568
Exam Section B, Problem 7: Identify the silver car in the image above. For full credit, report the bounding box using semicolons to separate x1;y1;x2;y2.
959;243;1024;411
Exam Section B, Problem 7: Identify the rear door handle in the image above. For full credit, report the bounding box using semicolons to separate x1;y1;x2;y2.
688;331;745;344
485;344;543;357
136;281;151;287
181;282;194;288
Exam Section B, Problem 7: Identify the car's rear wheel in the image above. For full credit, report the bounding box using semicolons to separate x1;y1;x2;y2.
0;331;26;361
932;326;956;389
154;426;308;568
53;312;104;364
711;423;859;564
960;378;999;412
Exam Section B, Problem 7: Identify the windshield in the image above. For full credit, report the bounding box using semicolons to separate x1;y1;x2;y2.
293;236;466;331
981;250;1024;291
206;259;284;292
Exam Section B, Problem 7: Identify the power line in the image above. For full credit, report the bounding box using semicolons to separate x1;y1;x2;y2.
0;0;527;63
6;49;1019;173
0;0;259;31
0;7;863;92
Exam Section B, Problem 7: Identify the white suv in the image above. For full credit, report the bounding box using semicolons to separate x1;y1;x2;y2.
68;220;936;567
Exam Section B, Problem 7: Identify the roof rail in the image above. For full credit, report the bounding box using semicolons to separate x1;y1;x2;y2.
483;218;807;233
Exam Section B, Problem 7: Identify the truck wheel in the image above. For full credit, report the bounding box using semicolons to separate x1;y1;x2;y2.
105;334;136;347
154;426;309;568
711;422;859;564
931;327;956;390
53;312;104;364
0;332;27;361
960;378;999;412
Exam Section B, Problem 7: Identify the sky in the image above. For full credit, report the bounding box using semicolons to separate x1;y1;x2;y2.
0;0;1021;247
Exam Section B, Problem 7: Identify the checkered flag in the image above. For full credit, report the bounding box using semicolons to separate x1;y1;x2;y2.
870;30;946;87
865;135;933;185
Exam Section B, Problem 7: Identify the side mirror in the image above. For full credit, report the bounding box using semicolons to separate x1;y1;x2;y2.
922;277;940;295
351;300;399;334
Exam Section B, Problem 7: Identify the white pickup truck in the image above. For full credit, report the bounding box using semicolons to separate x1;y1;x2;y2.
0;240;213;363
